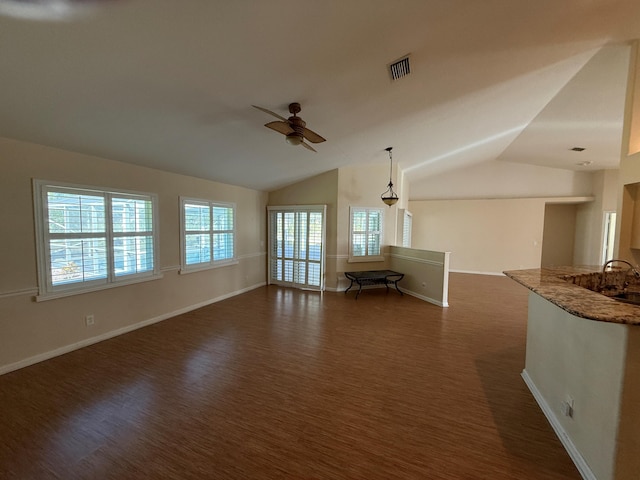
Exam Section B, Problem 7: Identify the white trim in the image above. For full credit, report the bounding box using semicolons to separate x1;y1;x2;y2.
389;252;444;266
348;206;385;262
0;287;39;299
521;370;596;480
161;265;180;272
179;259;239;275
450;269;505;276
33;179;161;297
267;205;327;291
402;288;449;307
1;282;267;376
180;197;237;273
238;252;266;259
35;273;164;302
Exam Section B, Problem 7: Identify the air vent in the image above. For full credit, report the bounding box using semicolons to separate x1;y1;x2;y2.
389;55;411;81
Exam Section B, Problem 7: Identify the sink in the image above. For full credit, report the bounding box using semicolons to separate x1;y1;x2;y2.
612;292;640;305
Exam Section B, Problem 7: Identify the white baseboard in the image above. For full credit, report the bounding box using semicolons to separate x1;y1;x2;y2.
0;282;266;376
325;285;447;307
403;288;448;307
521;370;596;480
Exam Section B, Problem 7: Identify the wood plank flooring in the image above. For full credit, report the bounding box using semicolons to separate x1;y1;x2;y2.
0;274;580;479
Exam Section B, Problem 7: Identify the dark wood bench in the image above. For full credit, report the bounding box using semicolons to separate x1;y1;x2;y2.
344;270;404;299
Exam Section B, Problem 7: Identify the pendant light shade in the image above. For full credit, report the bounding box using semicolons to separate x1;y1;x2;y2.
381;147;399;206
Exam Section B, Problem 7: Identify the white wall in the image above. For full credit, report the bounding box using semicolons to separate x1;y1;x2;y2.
0;137;267;372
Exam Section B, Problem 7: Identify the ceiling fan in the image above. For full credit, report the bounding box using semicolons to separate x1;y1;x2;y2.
253;103;326;152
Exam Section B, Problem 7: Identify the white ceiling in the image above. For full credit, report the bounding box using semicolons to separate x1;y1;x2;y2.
1;0;639;192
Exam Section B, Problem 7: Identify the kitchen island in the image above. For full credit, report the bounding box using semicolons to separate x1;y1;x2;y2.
504;267;640;480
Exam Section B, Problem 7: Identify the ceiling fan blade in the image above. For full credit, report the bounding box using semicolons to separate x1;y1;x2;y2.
302;127;326;144
301;141;317;152
252;105;288;122
264;121;294;135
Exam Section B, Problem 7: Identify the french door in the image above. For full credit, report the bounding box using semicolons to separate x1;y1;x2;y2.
268;205;326;291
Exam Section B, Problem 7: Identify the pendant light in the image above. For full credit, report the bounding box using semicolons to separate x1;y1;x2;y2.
381;147;399;206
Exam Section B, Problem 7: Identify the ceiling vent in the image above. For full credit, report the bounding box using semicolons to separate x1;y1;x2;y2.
388;55;411;81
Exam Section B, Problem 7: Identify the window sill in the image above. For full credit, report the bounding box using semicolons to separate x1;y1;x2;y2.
179;259;239;275
35;272;164;302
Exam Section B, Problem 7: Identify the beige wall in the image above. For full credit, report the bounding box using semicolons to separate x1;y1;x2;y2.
0;137;267;372
408;198;547;274
334;164;404;288
541;204;576;267
410;160;594;200
619;42;640;265
525;293;628;480
268;169;339;288
574;169;619;266
389;246;449;306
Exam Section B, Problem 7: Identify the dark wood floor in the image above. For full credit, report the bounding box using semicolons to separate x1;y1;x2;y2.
0;274;580;479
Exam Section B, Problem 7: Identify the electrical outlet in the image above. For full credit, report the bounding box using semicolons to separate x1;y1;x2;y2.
85;314;94;326
561;396;574;418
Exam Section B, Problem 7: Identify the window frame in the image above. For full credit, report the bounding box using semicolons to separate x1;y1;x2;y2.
33;179;161;301
348;206;385;262
180;197;238;274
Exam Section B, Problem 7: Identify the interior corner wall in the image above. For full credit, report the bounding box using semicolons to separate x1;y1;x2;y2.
0;136;268;372
408;198;546;274
619;41;640;265
541;204;577;267
574;170;619;266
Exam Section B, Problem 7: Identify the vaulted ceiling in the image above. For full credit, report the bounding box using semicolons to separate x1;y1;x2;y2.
1;0;639;192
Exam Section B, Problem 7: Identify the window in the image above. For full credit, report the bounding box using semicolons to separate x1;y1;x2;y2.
601;211;617;264
34;180;159;299
402;209;412;248
181;198;236;272
349;206;384;262
268;206;326;290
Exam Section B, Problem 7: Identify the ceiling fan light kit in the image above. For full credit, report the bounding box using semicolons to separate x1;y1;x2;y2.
253;102;326;152
381;147;399;207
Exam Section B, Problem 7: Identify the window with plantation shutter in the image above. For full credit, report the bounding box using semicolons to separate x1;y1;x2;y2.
33;180;160;300
349;206;384;262
402;210;412;248
180;198;236;273
268;206;325;291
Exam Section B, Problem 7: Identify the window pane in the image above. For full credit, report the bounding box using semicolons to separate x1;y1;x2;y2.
308;262;320;286
368;210;381;231
114;235;154;276
367;233;381;256
284;259;293;282
213;206;233;231
309;212;322;261
113;197;153;233
213;233;233;260
185;203;210;231
284;212;294;258
50;238;107;285
47;192;105;234
352;210;367;232
352;233;366;256
185;233;211;265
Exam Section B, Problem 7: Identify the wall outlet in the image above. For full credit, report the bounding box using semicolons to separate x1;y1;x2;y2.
85;314;95;326
561;395;574;418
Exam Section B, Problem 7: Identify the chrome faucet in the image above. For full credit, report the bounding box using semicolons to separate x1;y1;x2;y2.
601;259;640;290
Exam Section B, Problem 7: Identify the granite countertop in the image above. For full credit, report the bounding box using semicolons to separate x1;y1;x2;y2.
504;266;640;326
